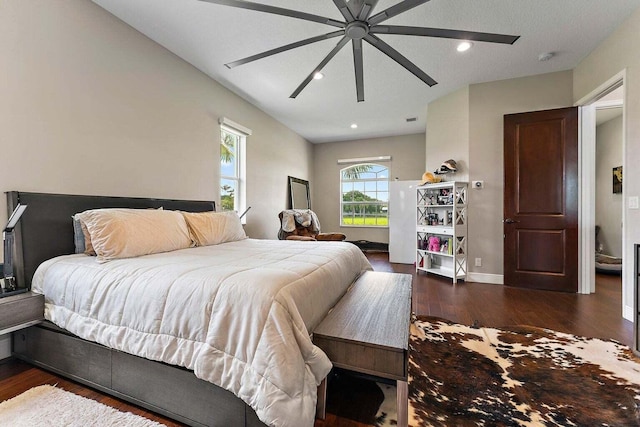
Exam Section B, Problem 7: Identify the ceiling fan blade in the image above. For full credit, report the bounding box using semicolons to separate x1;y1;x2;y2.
371;25;520;44
290;36;350;99
332;0;355;22
346;0;364;18
364;34;437;86
200;0;345;28
368;0;430;26
352;39;364;102
225;30;345;68
357;0;379;20
345;0;378;20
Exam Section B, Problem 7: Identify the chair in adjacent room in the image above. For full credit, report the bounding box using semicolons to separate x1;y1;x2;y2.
278;209;346;242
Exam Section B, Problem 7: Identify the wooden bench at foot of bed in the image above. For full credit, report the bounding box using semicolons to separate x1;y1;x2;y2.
313;271;412;427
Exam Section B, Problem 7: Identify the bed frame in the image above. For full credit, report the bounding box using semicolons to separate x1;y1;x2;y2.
7;191;266;427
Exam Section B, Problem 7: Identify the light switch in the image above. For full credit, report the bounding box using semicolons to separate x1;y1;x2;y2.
630;196;639;209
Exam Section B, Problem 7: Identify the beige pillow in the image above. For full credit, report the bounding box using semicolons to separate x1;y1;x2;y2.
73;207;164;256
75;208;192;262
182;211;247;247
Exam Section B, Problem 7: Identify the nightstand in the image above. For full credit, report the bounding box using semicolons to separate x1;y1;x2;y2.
0;292;44;335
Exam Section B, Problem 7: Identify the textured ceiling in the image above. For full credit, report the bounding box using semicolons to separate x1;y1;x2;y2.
93;0;640;143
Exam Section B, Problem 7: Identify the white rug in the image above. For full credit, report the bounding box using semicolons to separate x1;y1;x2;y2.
0;385;166;427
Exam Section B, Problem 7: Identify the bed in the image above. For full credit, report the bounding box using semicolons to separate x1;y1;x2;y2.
7;191;372;427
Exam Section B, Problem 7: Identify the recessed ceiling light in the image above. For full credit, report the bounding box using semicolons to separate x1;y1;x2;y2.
457;41;473;52
313;72;324;80
350;123;358;129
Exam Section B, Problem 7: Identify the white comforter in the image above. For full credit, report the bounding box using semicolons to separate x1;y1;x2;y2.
32;238;372;427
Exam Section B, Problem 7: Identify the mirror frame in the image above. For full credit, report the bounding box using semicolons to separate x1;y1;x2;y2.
288;176;311;210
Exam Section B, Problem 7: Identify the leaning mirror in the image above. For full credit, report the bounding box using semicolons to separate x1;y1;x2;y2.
288;176;310;209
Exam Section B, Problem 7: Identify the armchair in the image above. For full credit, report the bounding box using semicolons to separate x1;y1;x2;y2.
278;209;346;242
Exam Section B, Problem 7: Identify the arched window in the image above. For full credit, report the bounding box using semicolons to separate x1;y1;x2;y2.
340;163;389;227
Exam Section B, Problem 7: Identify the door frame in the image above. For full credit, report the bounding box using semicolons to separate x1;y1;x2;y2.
575;69;629;319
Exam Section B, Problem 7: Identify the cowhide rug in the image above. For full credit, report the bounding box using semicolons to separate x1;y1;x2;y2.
409;317;640;426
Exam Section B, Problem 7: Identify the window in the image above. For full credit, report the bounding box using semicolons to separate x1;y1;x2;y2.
220;126;246;214
340;163;389;227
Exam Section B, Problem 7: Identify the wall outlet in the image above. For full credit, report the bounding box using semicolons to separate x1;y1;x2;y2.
475;257;482;267
472;180;484;189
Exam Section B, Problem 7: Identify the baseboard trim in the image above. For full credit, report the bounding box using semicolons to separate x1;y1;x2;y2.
623;305;633;322
467;272;504;285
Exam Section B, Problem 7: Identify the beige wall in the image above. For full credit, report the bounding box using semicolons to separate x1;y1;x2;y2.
425;86;470;181
596;115;623;258
425;71;573;279
467;71;574;277
0;0;312;241
573;7;640;317
313;134;425;243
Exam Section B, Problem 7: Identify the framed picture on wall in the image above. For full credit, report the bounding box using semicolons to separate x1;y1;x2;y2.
613;166;622;194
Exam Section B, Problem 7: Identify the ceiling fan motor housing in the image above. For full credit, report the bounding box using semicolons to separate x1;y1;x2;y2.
346;21;369;40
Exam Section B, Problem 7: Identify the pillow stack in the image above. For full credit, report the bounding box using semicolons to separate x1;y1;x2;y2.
74;208;191;262
72;208;246;262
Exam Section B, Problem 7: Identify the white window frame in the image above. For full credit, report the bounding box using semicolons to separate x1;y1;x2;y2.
340;162;389;228
219;117;250;221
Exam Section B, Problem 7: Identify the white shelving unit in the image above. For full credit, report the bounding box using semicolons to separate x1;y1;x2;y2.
416;181;468;283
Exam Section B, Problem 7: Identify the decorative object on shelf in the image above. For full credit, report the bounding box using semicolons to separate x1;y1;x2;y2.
416;181;467;283
428;212;439;225
420;171;441;185
434;159;458;175
428;236;440;252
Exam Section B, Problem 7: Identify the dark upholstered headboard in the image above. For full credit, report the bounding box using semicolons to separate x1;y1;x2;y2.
6;192;215;289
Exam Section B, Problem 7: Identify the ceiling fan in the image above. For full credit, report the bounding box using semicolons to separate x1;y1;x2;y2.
201;0;520;102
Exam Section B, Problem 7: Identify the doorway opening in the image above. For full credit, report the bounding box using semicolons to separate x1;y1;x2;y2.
576;71;628;319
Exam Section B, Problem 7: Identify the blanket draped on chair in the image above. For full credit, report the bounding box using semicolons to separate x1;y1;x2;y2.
280;209;321;233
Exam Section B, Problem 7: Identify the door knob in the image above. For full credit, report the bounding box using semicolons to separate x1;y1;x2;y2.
504;218;519;224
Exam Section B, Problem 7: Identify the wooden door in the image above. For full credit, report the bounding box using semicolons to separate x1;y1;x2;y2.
504;107;578;292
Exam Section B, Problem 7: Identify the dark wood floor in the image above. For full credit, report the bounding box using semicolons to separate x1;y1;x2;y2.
0;253;631;427
367;252;632;346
